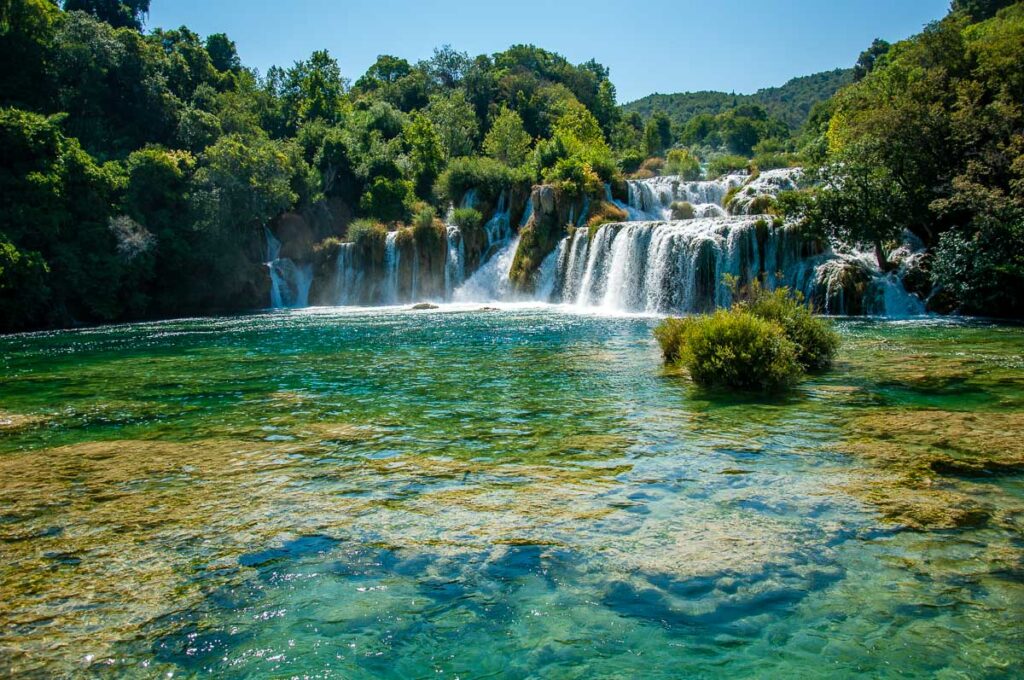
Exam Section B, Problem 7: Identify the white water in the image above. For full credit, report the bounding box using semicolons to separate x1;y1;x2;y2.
453;192;522;302
266;227;312;308
545;168;927;316
626;173;746;220
453;235;521;302
383;231;401;305
322;167;926;316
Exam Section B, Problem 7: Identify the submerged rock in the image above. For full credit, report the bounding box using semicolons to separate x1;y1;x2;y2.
0;410;46;432
840;408;1024;530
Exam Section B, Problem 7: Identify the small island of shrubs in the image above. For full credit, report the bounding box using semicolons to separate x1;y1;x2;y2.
654;281;840;392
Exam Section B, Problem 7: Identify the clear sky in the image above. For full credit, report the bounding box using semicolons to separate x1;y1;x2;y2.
147;0;950;103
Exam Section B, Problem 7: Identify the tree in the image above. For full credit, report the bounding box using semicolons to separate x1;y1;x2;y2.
483;106;532;166
643;112;672;155
356;54;412;88
422;44;470;89
402;113;444;198
62;0;149;30
853;38;891;81
205;33;240;72
664;148;701;180
812;148;914;270
281;50;347;131
949;0;1016;20
425;89;478;159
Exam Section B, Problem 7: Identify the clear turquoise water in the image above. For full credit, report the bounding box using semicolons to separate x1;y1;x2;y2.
1;306;1022;677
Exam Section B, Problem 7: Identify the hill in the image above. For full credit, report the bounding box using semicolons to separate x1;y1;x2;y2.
622;68;854;129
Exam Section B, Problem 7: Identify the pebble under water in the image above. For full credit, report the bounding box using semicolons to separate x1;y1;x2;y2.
1;305;1022;677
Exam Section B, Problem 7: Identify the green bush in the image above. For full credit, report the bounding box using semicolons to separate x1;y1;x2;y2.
542;156;602;197
347;218;387;250
412;205;437;231
617;149;645;174
450;207;483;230
436;156;523;205
670;201;695;220
747;195;777;214
707;154;750;178
655;283;840;392
751;152;796;171
655;311;801;392
359;177;414;223
664;148;701;180
742;284;840;371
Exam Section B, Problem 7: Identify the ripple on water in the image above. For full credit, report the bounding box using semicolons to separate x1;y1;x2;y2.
0;309;1022;677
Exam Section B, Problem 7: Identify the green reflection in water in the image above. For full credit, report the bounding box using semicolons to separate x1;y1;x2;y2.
0;308;1022;678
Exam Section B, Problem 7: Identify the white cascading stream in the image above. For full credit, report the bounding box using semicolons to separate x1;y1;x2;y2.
383;231;401;305
453;191;526;302
265;227;312;308
546;167;926;316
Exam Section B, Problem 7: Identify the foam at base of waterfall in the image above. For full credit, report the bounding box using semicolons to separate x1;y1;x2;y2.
453;236;521;303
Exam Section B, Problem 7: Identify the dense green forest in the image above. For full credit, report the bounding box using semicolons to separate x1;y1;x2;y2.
0;0;1022;332
622;68;854;131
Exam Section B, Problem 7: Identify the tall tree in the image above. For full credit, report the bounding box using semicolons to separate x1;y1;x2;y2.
62;0;149;30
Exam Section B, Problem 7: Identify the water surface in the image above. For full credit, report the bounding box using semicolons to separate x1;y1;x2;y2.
1;306;1022;677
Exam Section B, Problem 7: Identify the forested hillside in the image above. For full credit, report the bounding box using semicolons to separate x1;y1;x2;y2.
621;69;854;130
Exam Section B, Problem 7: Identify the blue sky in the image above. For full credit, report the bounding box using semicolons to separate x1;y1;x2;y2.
148;0;950;103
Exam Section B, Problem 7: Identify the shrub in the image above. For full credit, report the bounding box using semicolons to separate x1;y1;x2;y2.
664;148;701;180
751;152;796;171
747;195;777;214
412;205;444;249
655;311;801;392
656;283;841;392
436;156;523;205
359;177;414;223
741;284;840;371
347;218;387;250
707;154;750;178
639;157;665;175
543;156;602;197
586;201;629;238
670;201;695;220
450;207;483;230
412;205;436;231
618;149;645;174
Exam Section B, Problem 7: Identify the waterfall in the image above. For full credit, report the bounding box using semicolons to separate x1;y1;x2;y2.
451;194;531;302
626;173;747;220
335;242;362;306
265;227;312;308
445;225;464;299
549;217;824;314
483;192;511;257
383;231;401;305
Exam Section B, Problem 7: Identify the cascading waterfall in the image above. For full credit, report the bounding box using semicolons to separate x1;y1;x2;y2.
452;192;525;302
382;231;401;305
547;168;926;316
334;242;362;306
555;217;773;313
444;224;465;299
265;227;312;308
322;165;924;315
626;174;746;220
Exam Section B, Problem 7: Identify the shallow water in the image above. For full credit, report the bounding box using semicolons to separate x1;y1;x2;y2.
1;306;1022;678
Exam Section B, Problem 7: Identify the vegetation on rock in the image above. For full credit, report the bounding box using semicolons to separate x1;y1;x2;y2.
655;283;839;391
